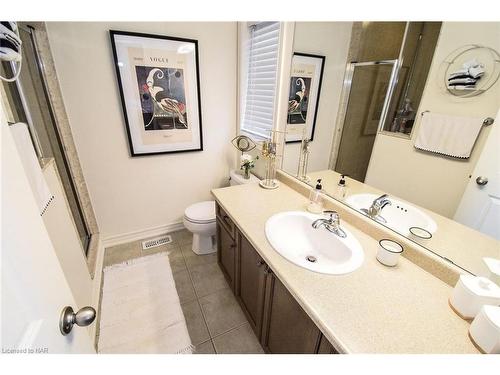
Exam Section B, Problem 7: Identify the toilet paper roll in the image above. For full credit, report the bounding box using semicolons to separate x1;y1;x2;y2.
449;275;500;320
469;305;500;354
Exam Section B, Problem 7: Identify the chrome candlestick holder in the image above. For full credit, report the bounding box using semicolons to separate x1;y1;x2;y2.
297;126;311;182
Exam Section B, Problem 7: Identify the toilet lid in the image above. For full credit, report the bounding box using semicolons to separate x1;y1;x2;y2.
184;201;216;223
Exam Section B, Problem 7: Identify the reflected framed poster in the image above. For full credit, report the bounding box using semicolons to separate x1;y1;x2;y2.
110;30;203;156
285;53;325;143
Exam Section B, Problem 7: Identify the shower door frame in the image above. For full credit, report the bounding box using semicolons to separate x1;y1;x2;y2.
330;59;400;172
13;24;92;254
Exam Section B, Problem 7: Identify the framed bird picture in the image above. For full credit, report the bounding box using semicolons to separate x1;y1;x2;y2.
285;53;325;143
110;30;203;156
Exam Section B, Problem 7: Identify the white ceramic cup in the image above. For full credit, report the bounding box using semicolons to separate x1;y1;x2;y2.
376;239;404;267
409;226;432;240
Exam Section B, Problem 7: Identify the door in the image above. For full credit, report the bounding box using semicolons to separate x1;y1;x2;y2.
216;220;236;290
334;61;398;182
236;231;267;337
1;120;95;354
454;108;500;240
261;272;321;354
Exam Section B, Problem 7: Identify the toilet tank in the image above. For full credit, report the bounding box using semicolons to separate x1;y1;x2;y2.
229;169;260;186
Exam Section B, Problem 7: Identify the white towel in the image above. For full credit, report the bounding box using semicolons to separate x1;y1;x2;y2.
10;122;53;215
414;112;483;159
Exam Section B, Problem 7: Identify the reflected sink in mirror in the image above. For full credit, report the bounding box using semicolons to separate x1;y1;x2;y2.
265;211;364;275
346;193;437;236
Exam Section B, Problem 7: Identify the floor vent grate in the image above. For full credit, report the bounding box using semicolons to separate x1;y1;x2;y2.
141;235;172;250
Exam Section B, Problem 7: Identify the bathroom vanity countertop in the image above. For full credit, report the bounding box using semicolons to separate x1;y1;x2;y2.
212;182;479;354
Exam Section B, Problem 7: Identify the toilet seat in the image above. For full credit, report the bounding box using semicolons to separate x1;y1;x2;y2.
184;200;216;224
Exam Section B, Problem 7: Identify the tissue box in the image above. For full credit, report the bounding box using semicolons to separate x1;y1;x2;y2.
469;305;500;354
449;275;500;320
481;258;500;286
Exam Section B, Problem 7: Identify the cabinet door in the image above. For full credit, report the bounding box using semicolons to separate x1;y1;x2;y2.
216;220;236;290
261;272;321;354
236;231;267;337
317;334;338;354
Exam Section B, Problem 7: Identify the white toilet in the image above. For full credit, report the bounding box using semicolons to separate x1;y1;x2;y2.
183;170;260;255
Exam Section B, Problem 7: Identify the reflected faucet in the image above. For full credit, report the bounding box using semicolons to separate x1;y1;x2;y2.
361;194;391;223
312;210;347;238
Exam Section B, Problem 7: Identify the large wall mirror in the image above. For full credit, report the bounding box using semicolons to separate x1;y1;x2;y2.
281;22;500;276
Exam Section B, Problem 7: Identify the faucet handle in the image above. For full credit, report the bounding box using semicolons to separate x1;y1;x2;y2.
322;210;339;223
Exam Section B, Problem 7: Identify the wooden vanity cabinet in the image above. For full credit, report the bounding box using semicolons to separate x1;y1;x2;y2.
235;231;268;337
215;203;337;354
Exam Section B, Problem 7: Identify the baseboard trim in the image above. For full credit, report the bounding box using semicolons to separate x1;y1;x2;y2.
101;222;185;248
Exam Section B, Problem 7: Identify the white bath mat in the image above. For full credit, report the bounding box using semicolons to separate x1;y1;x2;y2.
98;252;193;354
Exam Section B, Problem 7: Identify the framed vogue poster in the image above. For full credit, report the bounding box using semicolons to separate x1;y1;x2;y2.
110;30;203;156
285;53;325;143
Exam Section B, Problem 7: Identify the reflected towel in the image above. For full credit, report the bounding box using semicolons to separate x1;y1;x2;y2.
414;112;483;159
10;122;53;215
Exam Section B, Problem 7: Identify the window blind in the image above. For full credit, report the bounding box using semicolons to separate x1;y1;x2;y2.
241;21;281;139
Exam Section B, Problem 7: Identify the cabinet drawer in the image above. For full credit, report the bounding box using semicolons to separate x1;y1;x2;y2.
216;203;235;238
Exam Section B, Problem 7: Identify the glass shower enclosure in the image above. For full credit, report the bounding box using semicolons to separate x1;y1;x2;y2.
334;22;442;182
1;24;91;253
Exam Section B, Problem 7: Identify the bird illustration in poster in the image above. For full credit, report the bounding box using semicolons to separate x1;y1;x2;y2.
288;77;311;124
136;66;188;130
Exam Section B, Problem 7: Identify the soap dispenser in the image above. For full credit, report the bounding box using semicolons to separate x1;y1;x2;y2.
307;179;324;213
336;174;348;199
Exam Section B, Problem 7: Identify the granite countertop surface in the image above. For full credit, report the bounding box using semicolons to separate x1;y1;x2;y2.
212;182;478;354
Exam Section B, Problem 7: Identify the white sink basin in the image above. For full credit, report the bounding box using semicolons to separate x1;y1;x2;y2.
346;193;437;235
265;211;364;275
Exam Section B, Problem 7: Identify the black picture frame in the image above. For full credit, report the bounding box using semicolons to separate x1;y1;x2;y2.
110;30;203;157
286;52;325;144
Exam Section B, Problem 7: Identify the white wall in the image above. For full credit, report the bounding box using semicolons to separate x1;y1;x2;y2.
366;22;500;218
282;22;352;175
46;22;238;239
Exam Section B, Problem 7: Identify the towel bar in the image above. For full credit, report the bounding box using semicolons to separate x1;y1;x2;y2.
420;111;494;127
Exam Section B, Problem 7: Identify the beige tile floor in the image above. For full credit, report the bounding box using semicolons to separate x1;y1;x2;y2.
99;229;264;354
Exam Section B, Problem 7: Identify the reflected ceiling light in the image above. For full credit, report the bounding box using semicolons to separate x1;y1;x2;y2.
177;44;195;54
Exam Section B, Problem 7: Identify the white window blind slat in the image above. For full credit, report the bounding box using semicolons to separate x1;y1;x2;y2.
245;111;274;121
241;21;281;138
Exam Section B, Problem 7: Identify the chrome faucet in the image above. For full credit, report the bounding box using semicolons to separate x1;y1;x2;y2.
312;210;347;238
361;194;391;223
